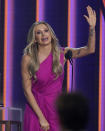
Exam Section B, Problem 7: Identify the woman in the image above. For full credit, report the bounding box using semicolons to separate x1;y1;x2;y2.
21;6;96;131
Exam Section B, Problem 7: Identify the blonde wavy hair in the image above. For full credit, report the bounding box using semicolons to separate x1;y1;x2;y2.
24;21;63;80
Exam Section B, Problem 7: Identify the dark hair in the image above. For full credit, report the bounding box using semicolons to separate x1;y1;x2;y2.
56;92;90;130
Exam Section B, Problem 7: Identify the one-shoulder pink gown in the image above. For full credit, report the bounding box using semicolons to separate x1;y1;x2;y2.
24;50;64;131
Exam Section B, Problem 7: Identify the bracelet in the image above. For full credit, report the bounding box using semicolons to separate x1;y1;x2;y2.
89;25;95;29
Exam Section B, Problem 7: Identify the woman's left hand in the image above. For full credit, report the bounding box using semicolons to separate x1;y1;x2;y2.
84;6;96;28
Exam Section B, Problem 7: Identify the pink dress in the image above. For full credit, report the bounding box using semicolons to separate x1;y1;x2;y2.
24;50;64;131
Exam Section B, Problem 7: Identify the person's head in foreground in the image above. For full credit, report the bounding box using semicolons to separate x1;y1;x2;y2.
56;92;90;131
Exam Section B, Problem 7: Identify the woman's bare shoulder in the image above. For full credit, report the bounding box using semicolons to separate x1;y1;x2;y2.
21;54;31;65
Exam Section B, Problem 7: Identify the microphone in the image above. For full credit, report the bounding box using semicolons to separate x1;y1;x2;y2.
65;50;73;65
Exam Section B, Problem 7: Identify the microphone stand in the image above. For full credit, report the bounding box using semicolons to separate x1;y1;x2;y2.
65;50;73;92
69;58;73;92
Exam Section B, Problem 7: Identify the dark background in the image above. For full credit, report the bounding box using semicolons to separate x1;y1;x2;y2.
0;0;4;105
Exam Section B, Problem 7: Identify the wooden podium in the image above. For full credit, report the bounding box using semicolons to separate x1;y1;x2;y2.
0;107;22;131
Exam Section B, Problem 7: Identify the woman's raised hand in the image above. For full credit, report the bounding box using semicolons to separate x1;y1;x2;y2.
84;6;96;28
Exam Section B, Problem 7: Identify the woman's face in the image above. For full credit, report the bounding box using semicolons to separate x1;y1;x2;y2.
34;24;52;46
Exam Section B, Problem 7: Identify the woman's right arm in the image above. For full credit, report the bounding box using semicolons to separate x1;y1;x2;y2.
21;55;50;131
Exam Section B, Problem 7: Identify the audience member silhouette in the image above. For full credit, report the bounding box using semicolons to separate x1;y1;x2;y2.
56;92;90;131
